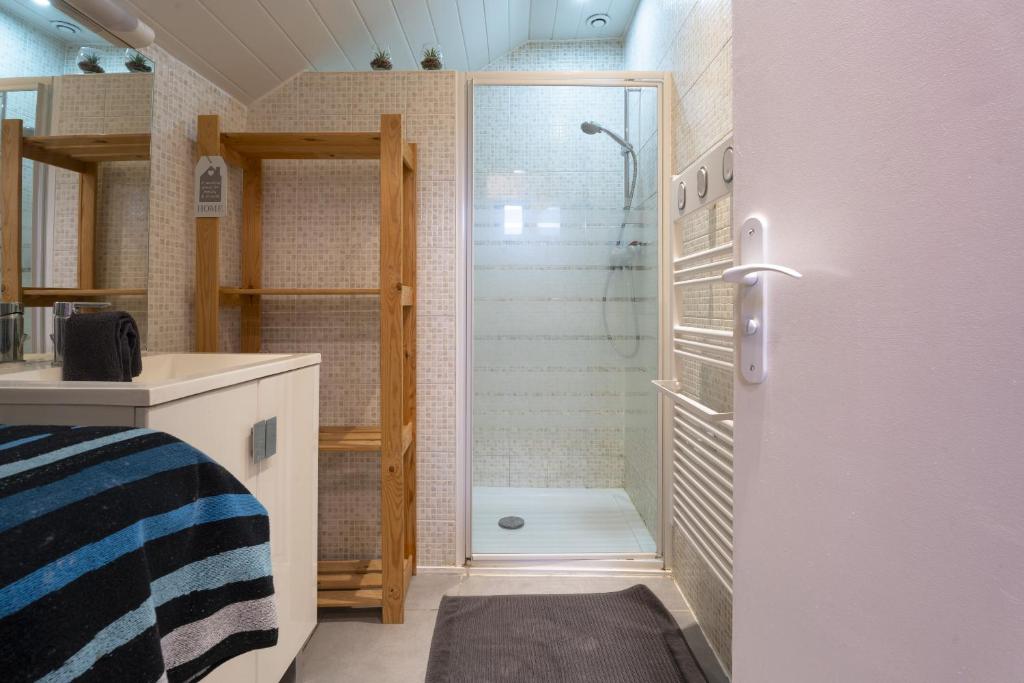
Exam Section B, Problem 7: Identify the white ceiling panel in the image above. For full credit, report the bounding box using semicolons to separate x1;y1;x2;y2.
427;0;470;72
256;0;353;71
528;0;556;40
310;0;377;73
198;0;309;80
551;0;586;40
483;0;509;63
126;0;280;100
394;0;440;65
456;0;490;70
353;0;417;70
509;0;530;49
105;0;640;103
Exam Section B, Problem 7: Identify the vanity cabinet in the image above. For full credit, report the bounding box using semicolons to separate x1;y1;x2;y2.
0;353;319;683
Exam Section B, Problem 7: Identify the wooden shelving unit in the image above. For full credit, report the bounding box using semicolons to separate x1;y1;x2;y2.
195;113;417;624
1;120;150;305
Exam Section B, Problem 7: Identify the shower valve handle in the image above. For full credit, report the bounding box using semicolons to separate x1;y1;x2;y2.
721;263;802;286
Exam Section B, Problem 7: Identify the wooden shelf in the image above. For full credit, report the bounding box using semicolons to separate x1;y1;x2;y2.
221;132;381;161
22;133;150;172
220;287;378;307
319;426;381;452
317;423;412;454
316;558;411;609
22;287;146;307
199;114;418;624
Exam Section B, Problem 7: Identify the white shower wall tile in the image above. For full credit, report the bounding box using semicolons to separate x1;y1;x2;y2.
483;40;625;72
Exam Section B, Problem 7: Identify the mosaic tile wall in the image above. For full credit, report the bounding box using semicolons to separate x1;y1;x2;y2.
484;39;624;71
49;74;153;345
246;72;458;566
625;0;735;672
0;9;66;78
145;45;246;354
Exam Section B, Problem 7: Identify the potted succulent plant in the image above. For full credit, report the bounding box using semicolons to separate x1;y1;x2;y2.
370;48;393;71
124;50;152;73
420;46;443;70
76;50;104;74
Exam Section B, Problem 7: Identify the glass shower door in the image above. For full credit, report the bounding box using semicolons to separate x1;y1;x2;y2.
470;81;661;557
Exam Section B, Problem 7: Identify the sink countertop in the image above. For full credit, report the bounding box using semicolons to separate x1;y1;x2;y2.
0;354;51;376
0;352;321;407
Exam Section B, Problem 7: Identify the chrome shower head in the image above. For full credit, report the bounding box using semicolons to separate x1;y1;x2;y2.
579;120;635;154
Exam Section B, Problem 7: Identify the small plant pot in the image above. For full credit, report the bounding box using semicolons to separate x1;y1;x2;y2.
125;49;152;73
420;44;443;71
76;48;104;74
78;60;104;74
370;48;393;71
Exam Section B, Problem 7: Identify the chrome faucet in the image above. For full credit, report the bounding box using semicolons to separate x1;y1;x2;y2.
52;301;110;367
0;302;27;363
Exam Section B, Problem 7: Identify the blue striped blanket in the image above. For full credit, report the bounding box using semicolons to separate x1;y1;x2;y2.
0;425;278;682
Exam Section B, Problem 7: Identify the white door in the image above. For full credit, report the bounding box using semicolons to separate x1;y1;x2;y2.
731;2;1024;681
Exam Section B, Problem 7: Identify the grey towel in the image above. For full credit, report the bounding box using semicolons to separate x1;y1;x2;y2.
61;311;142;382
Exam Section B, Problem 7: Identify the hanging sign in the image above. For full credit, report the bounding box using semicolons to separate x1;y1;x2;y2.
194;155;227;217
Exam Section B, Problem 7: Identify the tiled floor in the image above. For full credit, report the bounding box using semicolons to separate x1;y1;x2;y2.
297;572;695;683
471;486;658;554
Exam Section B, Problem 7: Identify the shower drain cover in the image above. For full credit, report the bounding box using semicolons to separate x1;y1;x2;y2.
498;516;525;530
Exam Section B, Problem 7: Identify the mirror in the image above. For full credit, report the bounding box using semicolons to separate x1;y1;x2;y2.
0;0;154;353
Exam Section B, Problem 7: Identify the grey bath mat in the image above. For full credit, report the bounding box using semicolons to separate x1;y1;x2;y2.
425;585;708;682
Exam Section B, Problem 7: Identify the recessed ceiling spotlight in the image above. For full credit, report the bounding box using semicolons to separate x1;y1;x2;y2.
33;0;51;6
50;20;80;34
587;13;610;28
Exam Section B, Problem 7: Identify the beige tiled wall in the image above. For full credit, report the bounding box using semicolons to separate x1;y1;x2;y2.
145;45;246;353
484;39;624;71
246;72;458;566
625;0;734;673
49;74;153;343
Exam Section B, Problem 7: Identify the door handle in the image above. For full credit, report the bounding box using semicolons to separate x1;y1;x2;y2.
725;216;802;384
722;263;802;286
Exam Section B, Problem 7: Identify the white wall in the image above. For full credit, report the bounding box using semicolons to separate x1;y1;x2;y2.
732;1;1024;680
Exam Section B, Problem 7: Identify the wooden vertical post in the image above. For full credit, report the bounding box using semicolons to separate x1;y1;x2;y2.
402;144;417;574
77;163;98;289
379;113;406;624
195;115;220;351
1;119;23;303
241;157;262;352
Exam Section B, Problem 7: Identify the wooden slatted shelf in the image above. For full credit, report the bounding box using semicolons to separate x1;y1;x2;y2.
22;287;147;307
319;426;382;452
318;423;412;454
2;122;152;306
316;558;412;609
219;287;379;307
198;114;417;624
218;132;416;171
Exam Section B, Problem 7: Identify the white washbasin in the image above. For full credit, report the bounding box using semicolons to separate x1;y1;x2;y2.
0;352;320;407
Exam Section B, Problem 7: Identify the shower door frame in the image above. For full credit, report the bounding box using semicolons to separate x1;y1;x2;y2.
458;72;673;568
